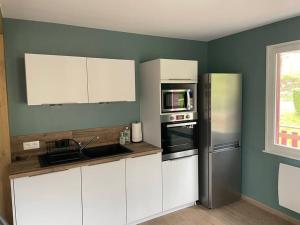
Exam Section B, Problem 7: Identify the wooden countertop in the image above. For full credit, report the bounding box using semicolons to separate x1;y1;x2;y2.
10;142;162;179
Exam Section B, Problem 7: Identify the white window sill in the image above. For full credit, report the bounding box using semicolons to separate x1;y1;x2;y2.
263;149;300;161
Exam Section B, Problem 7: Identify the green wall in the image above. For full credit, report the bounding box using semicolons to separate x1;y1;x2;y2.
5;16;300;220
208;16;300;219
3;19;207;136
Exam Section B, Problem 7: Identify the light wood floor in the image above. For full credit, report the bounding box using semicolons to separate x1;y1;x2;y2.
140;200;295;225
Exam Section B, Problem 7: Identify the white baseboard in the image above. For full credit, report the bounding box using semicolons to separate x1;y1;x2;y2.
127;202;196;225
242;195;300;225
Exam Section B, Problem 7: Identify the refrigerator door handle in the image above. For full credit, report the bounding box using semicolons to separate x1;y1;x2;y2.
211;146;239;153
211;142;240;152
214;142;240;148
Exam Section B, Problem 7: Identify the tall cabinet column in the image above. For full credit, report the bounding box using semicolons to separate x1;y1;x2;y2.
0;8;12;224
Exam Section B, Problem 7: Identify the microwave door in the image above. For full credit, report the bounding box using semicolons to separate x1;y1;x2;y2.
162;90;189;113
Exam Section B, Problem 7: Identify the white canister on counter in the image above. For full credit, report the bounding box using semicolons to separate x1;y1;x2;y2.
131;122;143;143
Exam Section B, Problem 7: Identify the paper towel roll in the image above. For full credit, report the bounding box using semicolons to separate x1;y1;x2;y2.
132;122;143;143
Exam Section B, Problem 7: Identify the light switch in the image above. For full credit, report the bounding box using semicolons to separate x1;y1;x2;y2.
23;141;40;150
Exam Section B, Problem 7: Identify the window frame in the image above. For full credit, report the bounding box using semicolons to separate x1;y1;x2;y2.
265;40;300;160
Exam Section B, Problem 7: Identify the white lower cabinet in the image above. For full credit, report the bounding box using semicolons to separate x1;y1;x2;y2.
81;159;126;225
12;152;189;225
126;153;163;223
162;155;199;211
12;168;82;225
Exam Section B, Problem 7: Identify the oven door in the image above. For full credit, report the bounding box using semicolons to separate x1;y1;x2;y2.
161;121;198;160
161;89;192;113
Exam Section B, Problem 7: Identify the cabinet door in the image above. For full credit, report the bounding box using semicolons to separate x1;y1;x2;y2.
162;155;198;211
160;59;198;81
25;54;88;105
13;168;82;225
81;160;126;225
87;58;135;103
126;153;162;223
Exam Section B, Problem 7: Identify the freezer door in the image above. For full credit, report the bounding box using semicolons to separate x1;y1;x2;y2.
209;147;241;208
210;74;242;147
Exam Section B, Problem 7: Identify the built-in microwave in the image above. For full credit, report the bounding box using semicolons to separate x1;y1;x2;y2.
161;89;194;113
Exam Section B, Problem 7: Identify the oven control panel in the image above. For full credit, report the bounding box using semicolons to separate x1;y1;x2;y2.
161;112;197;123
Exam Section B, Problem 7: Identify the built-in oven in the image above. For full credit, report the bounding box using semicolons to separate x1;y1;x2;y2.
161;89;194;113
161;112;198;161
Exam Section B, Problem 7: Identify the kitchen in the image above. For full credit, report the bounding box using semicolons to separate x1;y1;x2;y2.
1;1;300;225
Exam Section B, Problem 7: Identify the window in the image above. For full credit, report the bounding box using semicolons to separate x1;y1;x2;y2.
265;40;300;160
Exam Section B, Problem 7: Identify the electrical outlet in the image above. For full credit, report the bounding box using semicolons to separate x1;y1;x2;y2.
23;141;40;150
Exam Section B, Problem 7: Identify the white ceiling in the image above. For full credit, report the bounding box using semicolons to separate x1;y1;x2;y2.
0;0;300;41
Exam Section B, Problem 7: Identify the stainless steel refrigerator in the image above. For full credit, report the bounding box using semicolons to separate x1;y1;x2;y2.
198;73;242;209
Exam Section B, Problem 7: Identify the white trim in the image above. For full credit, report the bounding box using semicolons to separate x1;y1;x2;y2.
242;195;300;225
265;39;300;160
263;149;300;161
11;179;17;225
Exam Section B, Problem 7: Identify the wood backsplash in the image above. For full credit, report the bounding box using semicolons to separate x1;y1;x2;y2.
11;125;127;161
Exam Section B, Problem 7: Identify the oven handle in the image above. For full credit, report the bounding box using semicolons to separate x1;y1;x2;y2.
166;121;197;128
161;89;191;93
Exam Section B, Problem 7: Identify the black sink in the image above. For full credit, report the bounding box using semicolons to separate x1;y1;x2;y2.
39;144;132;167
39;150;86;167
82;144;132;158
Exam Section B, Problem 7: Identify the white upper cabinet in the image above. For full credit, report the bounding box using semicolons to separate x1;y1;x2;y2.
25;54;136;105
160;59;198;82
87;58;136;103
126;153;162;223
12;168;82;225
25;53;88;105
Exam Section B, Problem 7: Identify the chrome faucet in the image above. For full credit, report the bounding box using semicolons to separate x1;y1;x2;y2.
79;136;100;152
